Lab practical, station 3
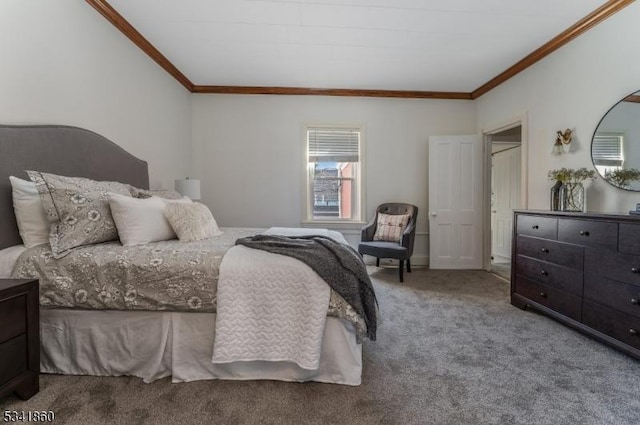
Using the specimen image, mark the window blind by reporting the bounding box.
[308,127,360,162]
[592,133,624,167]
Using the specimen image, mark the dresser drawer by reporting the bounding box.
[557,218,617,250]
[585,248,640,286]
[583,300,640,351]
[516,235,583,269]
[515,255,583,295]
[514,277,582,321]
[584,274,640,319]
[619,223,640,256]
[516,215,557,239]
[0,294,26,344]
[0,334,27,385]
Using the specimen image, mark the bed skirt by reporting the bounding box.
[39,309,362,385]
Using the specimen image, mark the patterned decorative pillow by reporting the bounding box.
[26,171,133,258]
[164,202,222,242]
[373,213,411,243]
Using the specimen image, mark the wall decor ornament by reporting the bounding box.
[551,129,573,156]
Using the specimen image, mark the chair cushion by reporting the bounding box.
[358,241,409,260]
[373,213,410,242]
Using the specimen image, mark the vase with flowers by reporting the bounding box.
[547,168,596,212]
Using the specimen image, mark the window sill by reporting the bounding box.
[301,220,367,231]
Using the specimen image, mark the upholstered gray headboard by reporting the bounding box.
[0,125,149,250]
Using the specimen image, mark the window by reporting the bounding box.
[305,125,364,222]
[592,132,624,175]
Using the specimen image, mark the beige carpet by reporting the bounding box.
[2,267,640,425]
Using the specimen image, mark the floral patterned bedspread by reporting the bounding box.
[11,227,366,335]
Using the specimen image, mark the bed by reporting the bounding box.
[0,125,373,385]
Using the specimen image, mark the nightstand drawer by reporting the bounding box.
[558,218,617,250]
[516,215,557,239]
[516,235,583,269]
[0,294,26,344]
[0,279,38,400]
[583,300,640,351]
[515,277,582,321]
[515,255,583,295]
[0,334,27,385]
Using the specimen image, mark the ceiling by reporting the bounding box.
[106,0,610,93]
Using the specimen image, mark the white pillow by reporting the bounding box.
[108,193,192,246]
[9,176,50,248]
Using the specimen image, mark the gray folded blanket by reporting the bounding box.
[235,234,378,341]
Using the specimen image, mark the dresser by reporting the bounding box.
[512,210,640,360]
[0,279,39,400]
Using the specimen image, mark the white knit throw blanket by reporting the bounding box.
[212,229,332,370]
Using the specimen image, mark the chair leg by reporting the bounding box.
[376,258,380,267]
[399,260,404,282]
[407,259,412,273]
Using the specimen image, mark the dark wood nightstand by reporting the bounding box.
[0,279,39,400]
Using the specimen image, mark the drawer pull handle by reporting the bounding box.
[630,329,638,336]
[541,248,549,253]
[532,225,539,230]
[579,230,590,236]
[632,298,639,305]
[540,270,548,276]
[540,292,547,298]
[632,268,640,274]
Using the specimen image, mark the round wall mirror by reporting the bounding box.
[592,90,640,191]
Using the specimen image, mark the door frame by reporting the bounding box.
[482,114,529,271]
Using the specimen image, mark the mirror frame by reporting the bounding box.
[591,89,640,192]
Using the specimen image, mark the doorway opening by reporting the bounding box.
[486,125,522,280]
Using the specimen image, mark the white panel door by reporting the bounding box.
[492,147,521,261]
[428,135,483,269]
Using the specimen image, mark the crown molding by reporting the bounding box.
[192,85,473,99]
[87,0,634,100]
[471,0,634,99]
[85,0,194,91]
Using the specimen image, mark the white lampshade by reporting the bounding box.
[175,178,201,200]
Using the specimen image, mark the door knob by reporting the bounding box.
[430,212,437,217]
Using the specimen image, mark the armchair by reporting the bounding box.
[358,203,418,282]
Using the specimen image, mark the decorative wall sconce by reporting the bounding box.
[551,128,573,156]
